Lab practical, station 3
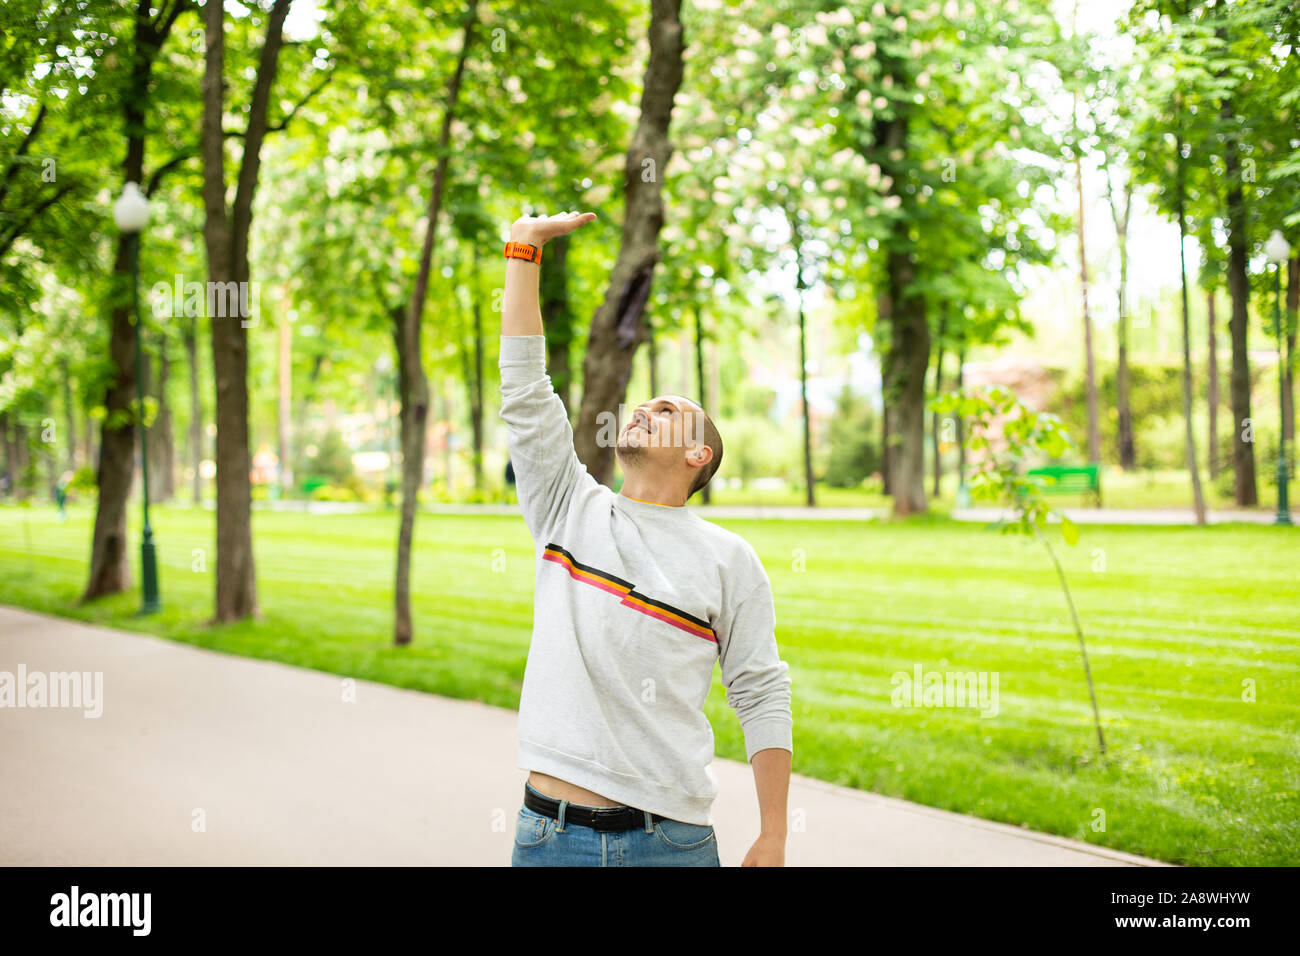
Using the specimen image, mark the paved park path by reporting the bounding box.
[0,605,1167,867]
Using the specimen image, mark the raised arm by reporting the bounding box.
[502,211,597,336]
[499,211,599,542]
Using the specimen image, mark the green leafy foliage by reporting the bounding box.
[824,383,880,487]
[930,384,1079,545]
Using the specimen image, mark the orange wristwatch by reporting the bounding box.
[504,240,541,264]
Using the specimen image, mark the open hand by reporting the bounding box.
[510,210,597,247]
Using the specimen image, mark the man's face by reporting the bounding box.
[615,395,705,470]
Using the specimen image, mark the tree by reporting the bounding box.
[825,383,879,487]
[392,0,479,645]
[272,0,630,641]
[1128,0,1297,510]
[735,0,1064,515]
[932,385,1105,756]
[574,0,686,487]
[83,0,193,602]
[1217,17,1257,507]
[1091,48,1139,469]
[1066,1,1101,466]
[201,0,301,621]
[1128,0,1209,522]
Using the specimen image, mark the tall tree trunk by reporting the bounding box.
[1076,152,1100,464]
[391,305,428,626]
[61,358,77,472]
[13,422,31,497]
[709,336,720,429]
[0,412,11,494]
[47,432,59,502]
[1174,126,1206,524]
[1106,169,1135,469]
[1220,65,1256,505]
[147,337,175,503]
[647,314,658,398]
[694,304,713,504]
[1285,255,1297,464]
[394,0,476,645]
[955,334,967,490]
[1207,290,1219,480]
[185,313,202,504]
[574,0,685,485]
[880,403,892,496]
[82,414,93,483]
[876,285,893,496]
[1072,2,1099,463]
[788,211,815,507]
[472,247,485,493]
[931,309,945,498]
[798,295,814,507]
[1116,287,1135,468]
[202,0,293,622]
[441,386,453,489]
[869,49,927,514]
[883,237,929,515]
[540,232,574,414]
[277,305,292,495]
[82,1,155,601]
[459,244,485,493]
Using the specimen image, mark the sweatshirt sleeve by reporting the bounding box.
[498,334,596,542]
[715,565,794,763]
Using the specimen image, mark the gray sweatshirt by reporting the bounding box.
[499,334,793,825]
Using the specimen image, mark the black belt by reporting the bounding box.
[524,784,669,832]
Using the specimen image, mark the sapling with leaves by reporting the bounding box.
[930,385,1106,756]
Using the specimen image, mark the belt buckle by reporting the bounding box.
[594,806,625,832]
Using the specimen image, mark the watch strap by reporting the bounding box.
[504,240,542,264]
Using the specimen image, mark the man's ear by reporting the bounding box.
[689,444,713,468]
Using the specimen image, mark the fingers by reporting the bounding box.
[558,212,597,234]
[519,210,593,221]
[512,210,597,239]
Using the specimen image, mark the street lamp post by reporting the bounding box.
[1265,230,1292,527]
[114,182,161,612]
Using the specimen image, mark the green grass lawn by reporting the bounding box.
[706,467,1278,511]
[1,501,1296,865]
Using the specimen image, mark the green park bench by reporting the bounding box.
[1022,464,1102,508]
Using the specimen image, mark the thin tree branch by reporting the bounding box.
[153,0,192,38]
[266,71,333,133]
[0,104,49,212]
[223,69,333,139]
[230,0,294,272]
[145,149,197,197]
[0,181,76,261]
[1032,522,1106,756]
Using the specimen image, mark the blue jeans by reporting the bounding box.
[511,782,720,867]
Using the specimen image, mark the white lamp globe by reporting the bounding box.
[1265,230,1291,265]
[113,182,150,233]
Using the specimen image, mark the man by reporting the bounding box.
[500,210,793,867]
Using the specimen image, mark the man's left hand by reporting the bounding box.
[741,833,786,866]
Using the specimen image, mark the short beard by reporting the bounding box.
[615,441,646,470]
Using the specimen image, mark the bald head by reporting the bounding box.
[615,394,724,501]
[682,399,723,499]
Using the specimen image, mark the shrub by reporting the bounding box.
[68,465,98,496]
[294,425,356,488]
[824,383,880,487]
